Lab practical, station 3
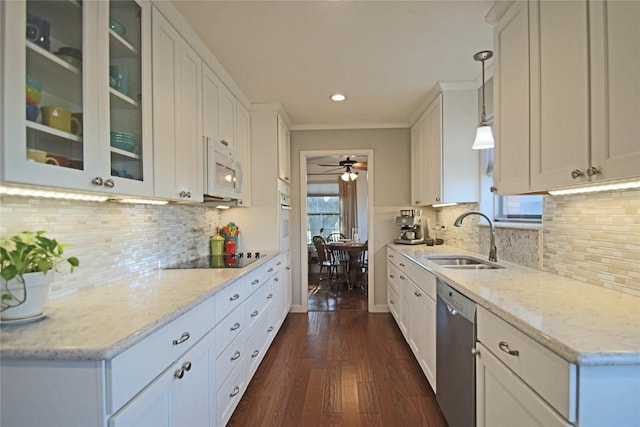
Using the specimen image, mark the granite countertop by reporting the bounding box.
[0,253,278,361]
[388,244,640,366]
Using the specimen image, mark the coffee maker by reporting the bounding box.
[393,209,429,245]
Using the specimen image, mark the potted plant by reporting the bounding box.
[1,230,79,320]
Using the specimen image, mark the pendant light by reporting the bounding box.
[472,50,494,150]
[341,166,358,181]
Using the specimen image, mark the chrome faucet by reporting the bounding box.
[453,211,498,262]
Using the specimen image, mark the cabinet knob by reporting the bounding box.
[172,332,190,345]
[586,166,600,177]
[435,196,441,202]
[389,274,395,278]
[399,275,406,280]
[104,179,115,189]
[471,348,480,357]
[490,186,497,193]
[92,177,104,186]
[390,299,395,304]
[221,140,229,147]
[179,191,191,198]
[182,361,192,371]
[571,169,584,179]
[415,201,421,205]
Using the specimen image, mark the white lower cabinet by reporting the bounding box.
[109,330,213,427]
[475,342,570,427]
[386,247,436,391]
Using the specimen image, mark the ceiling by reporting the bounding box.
[171,1,494,129]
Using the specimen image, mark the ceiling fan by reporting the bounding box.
[317,157,368,174]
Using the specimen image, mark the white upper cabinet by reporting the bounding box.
[492,0,640,194]
[588,0,640,183]
[493,0,531,195]
[411,84,478,206]
[218,85,236,150]
[277,115,290,183]
[151,7,203,202]
[1,0,153,196]
[235,102,251,206]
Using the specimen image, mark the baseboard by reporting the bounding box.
[290,304,306,313]
[369,304,390,313]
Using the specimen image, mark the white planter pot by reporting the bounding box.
[1,272,54,320]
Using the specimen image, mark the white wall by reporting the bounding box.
[290,128,412,311]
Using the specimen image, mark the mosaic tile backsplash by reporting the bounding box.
[1,188,638,298]
[0,196,220,299]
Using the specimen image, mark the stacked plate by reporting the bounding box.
[110,131,136,153]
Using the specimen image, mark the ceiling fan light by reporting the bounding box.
[472,125,494,150]
[341,171,350,181]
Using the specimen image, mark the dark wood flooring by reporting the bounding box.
[308,272,368,312]
[228,311,447,426]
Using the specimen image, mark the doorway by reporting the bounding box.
[300,150,374,312]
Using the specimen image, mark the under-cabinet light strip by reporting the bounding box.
[548,180,640,195]
[115,199,169,205]
[0,186,108,202]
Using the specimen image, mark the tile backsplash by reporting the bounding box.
[0,196,220,299]
[543,189,640,296]
[2,187,638,299]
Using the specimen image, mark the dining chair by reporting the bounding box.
[326,232,346,242]
[312,236,346,290]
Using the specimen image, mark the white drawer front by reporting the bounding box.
[245,258,278,294]
[245,305,274,380]
[477,307,577,422]
[215,304,246,359]
[215,329,246,390]
[387,285,400,323]
[215,277,247,325]
[216,360,245,426]
[403,258,436,300]
[245,278,274,338]
[387,261,401,293]
[387,247,401,267]
[108,297,215,414]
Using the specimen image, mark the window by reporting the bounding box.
[307,182,340,243]
[494,195,543,222]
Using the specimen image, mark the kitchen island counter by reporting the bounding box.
[0,253,278,361]
[388,244,640,366]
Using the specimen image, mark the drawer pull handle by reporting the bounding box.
[389,254,394,258]
[230,293,240,301]
[174,368,185,379]
[446,304,458,316]
[277,261,282,266]
[251,310,259,317]
[414,291,421,297]
[252,349,260,358]
[400,275,406,280]
[399,262,405,267]
[252,279,260,285]
[267,293,273,299]
[498,341,519,356]
[274,278,279,282]
[231,351,241,361]
[172,332,190,345]
[230,386,240,397]
[182,361,192,371]
[268,268,274,272]
[390,300,395,304]
[389,274,395,278]
[286,266,291,270]
[231,322,241,331]
[268,326,274,332]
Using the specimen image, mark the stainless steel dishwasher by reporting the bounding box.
[436,279,476,427]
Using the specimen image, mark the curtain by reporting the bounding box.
[338,177,358,238]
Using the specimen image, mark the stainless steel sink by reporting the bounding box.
[426,256,503,270]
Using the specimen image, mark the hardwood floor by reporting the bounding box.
[228,311,447,426]
[308,272,368,312]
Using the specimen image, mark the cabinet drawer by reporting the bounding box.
[387,262,401,293]
[387,247,401,267]
[244,258,278,294]
[215,303,246,358]
[107,297,215,414]
[216,361,245,426]
[477,307,577,422]
[215,329,246,390]
[245,278,274,338]
[215,277,248,325]
[400,257,436,300]
[387,285,400,323]
[245,305,273,380]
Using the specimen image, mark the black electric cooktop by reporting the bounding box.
[165,252,263,269]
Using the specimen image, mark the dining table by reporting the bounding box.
[327,240,367,290]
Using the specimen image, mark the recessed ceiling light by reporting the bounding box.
[330,93,347,102]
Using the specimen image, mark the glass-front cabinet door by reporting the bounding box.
[1,0,153,197]
[100,0,153,195]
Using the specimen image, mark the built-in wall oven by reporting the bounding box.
[279,192,291,252]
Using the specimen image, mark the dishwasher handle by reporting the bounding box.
[446,303,458,316]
